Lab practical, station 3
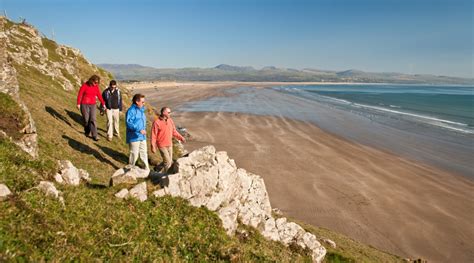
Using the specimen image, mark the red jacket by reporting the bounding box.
[77,83,105,106]
[151,117,184,150]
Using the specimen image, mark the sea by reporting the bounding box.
[179,84,474,177]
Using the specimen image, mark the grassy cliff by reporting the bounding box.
[0,17,403,262]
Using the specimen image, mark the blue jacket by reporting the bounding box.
[126,104,146,143]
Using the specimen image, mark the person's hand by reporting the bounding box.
[140,130,146,135]
[151,147,156,154]
[77,104,81,110]
[181,138,186,143]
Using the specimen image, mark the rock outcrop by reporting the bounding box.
[2,17,99,90]
[152,146,326,262]
[0,18,38,157]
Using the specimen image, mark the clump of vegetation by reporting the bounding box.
[0,93,28,140]
[0,139,55,192]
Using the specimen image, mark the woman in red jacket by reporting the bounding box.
[76,75,106,141]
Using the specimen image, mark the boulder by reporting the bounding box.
[55,160,90,186]
[38,181,60,198]
[0,184,12,200]
[129,182,147,202]
[110,165,149,186]
[115,188,129,199]
[37,181,64,205]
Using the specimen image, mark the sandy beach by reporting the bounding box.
[131,82,474,262]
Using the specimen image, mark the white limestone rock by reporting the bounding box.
[37,181,64,205]
[115,188,129,199]
[55,160,90,186]
[129,182,147,202]
[0,184,12,200]
[152,188,167,198]
[262,217,280,241]
[110,165,150,186]
[156,145,326,262]
[322,238,337,249]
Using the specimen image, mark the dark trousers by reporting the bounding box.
[81,104,97,138]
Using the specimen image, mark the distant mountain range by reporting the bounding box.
[98,63,474,85]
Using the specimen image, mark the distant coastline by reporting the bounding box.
[99,63,474,85]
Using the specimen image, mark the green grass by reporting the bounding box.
[41,38,62,63]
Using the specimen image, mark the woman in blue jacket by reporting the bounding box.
[126,94,150,171]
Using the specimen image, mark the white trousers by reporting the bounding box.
[106,109,120,138]
[129,140,149,170]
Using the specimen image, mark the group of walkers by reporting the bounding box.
[76,75,185,173]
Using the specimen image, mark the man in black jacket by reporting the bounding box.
[102,80,123,141]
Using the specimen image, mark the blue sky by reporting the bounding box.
[2,0,473,77]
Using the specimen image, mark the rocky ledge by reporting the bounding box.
[152,146,326,262]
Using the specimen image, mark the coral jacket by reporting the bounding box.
[151,117,184,150]
[77,83,105,106]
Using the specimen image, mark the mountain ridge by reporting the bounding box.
[98,63,474,84]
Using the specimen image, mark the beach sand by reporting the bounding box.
[132,82,474,262]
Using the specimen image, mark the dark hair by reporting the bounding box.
[160,107,169,115]
[86,75,100,86]
[109,80,117,86]
[132,94,145,104]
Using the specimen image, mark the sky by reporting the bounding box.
[2,0,473,78]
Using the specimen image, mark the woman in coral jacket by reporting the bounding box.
[76,75,106,141]
[151,106,186,173]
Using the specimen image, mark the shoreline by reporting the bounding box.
[124,80,398,90]
[136,82,474,262]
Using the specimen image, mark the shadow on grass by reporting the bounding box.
[65,109,83,126]
[85,182,108,189]
[62,135,119,169]
[95,144,128,164]
[45,106,73,127]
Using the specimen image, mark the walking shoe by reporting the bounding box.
[93,137,99,142]
[107,137,112,141]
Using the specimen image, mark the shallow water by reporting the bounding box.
[179,86,474,178]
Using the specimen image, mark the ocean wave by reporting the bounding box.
[286,90,473,134]
[351,104,473,134]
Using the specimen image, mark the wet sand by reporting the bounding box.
[136,82,474,262]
